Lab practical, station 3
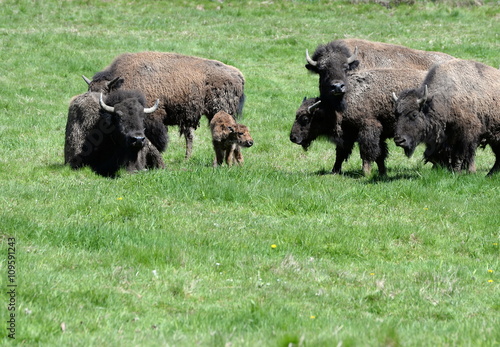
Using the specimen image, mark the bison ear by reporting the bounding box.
[347,60,360,71]
[417,85,428,110]
[107,77,124,92]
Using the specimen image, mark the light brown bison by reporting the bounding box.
[84,51,245,159]
[393,59,500,176]
[210,111,253,167]
[64,90,166,177]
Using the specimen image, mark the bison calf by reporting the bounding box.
[64,90,166,177]
[393,59,500,176]
[210,111,253,167]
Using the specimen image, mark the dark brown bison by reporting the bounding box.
[393,59,500,176]
[305,38,455,103]
[210,111,254,167]
[84,51,245,159]
[290,68,428,175]
[64,90,166,177]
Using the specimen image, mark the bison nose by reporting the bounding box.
[247,140,254,147]
[290,133,300,144]
[131,136,146,148]
[331,83,346,95]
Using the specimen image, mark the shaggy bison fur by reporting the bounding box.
[64,89,167,177]
[393,59,500,176]
[305,38,455,103]
[84,51,245,159]
[290,68,428,175]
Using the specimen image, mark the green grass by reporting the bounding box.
[0,0,499,345]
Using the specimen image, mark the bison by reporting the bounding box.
[305,38,455,104]
[290,68,428,176]
[210,111,254,167]
[84,51,245,159]
[64,89,167,177]
[393,59,500,176]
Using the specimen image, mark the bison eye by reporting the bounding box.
[298,116,309,126]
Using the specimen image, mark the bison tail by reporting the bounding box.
[235,93,246,120]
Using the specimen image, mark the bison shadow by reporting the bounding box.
[313,168,421,182]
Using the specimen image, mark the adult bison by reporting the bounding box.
[64,89,167,177]
[305,38,455,103]
[83,51,245,159]
[393,59,500,176]
[290,68,428,176]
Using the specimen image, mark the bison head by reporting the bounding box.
[83,74,124,94]
[290,97,326,150]
[305,43,359,101]
[99,92,159,150]
[235,124,254,148]
[393,85,430,157]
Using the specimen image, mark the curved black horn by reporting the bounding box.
[144,99,160,114]
[99,93,115,113]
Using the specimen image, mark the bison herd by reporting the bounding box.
[64,38,500,177]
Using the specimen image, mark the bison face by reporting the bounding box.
[305,45,359,101]
[235,124,254,148]
[290,98,324,150]
[393,86,429,157]
[99,93,159,150]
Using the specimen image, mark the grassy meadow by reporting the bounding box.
[0,0,499,345]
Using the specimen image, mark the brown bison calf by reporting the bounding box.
[210,111,253,167]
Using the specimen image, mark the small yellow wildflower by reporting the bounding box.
[488,280,494,283]
[271,244,277,249]
[370,273,375,276]
[423,207,429,210]
[117,197,123,200]
[493,243,498,246]
[310,315,316,319]
[488,269,493,273]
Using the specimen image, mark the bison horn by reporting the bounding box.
[346,46,358,64]
[99,93,115,113]
[306,49,317,67]
[144,99,160,114]
[82,75,92,86]
[307,99,322,112]
[392,92,398,102]
[417,85,428,108]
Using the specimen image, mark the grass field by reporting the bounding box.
[0,0,499,345]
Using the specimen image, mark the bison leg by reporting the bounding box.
[213,142,225,167]
[232,145,244,165]
[144,140,165,170]
[487,144,500,176]
[184,127,195,159]
[374,140,389,176]
[332,139,355,174]
[358,123,382,176]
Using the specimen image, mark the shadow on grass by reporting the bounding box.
[313,167,422,182]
